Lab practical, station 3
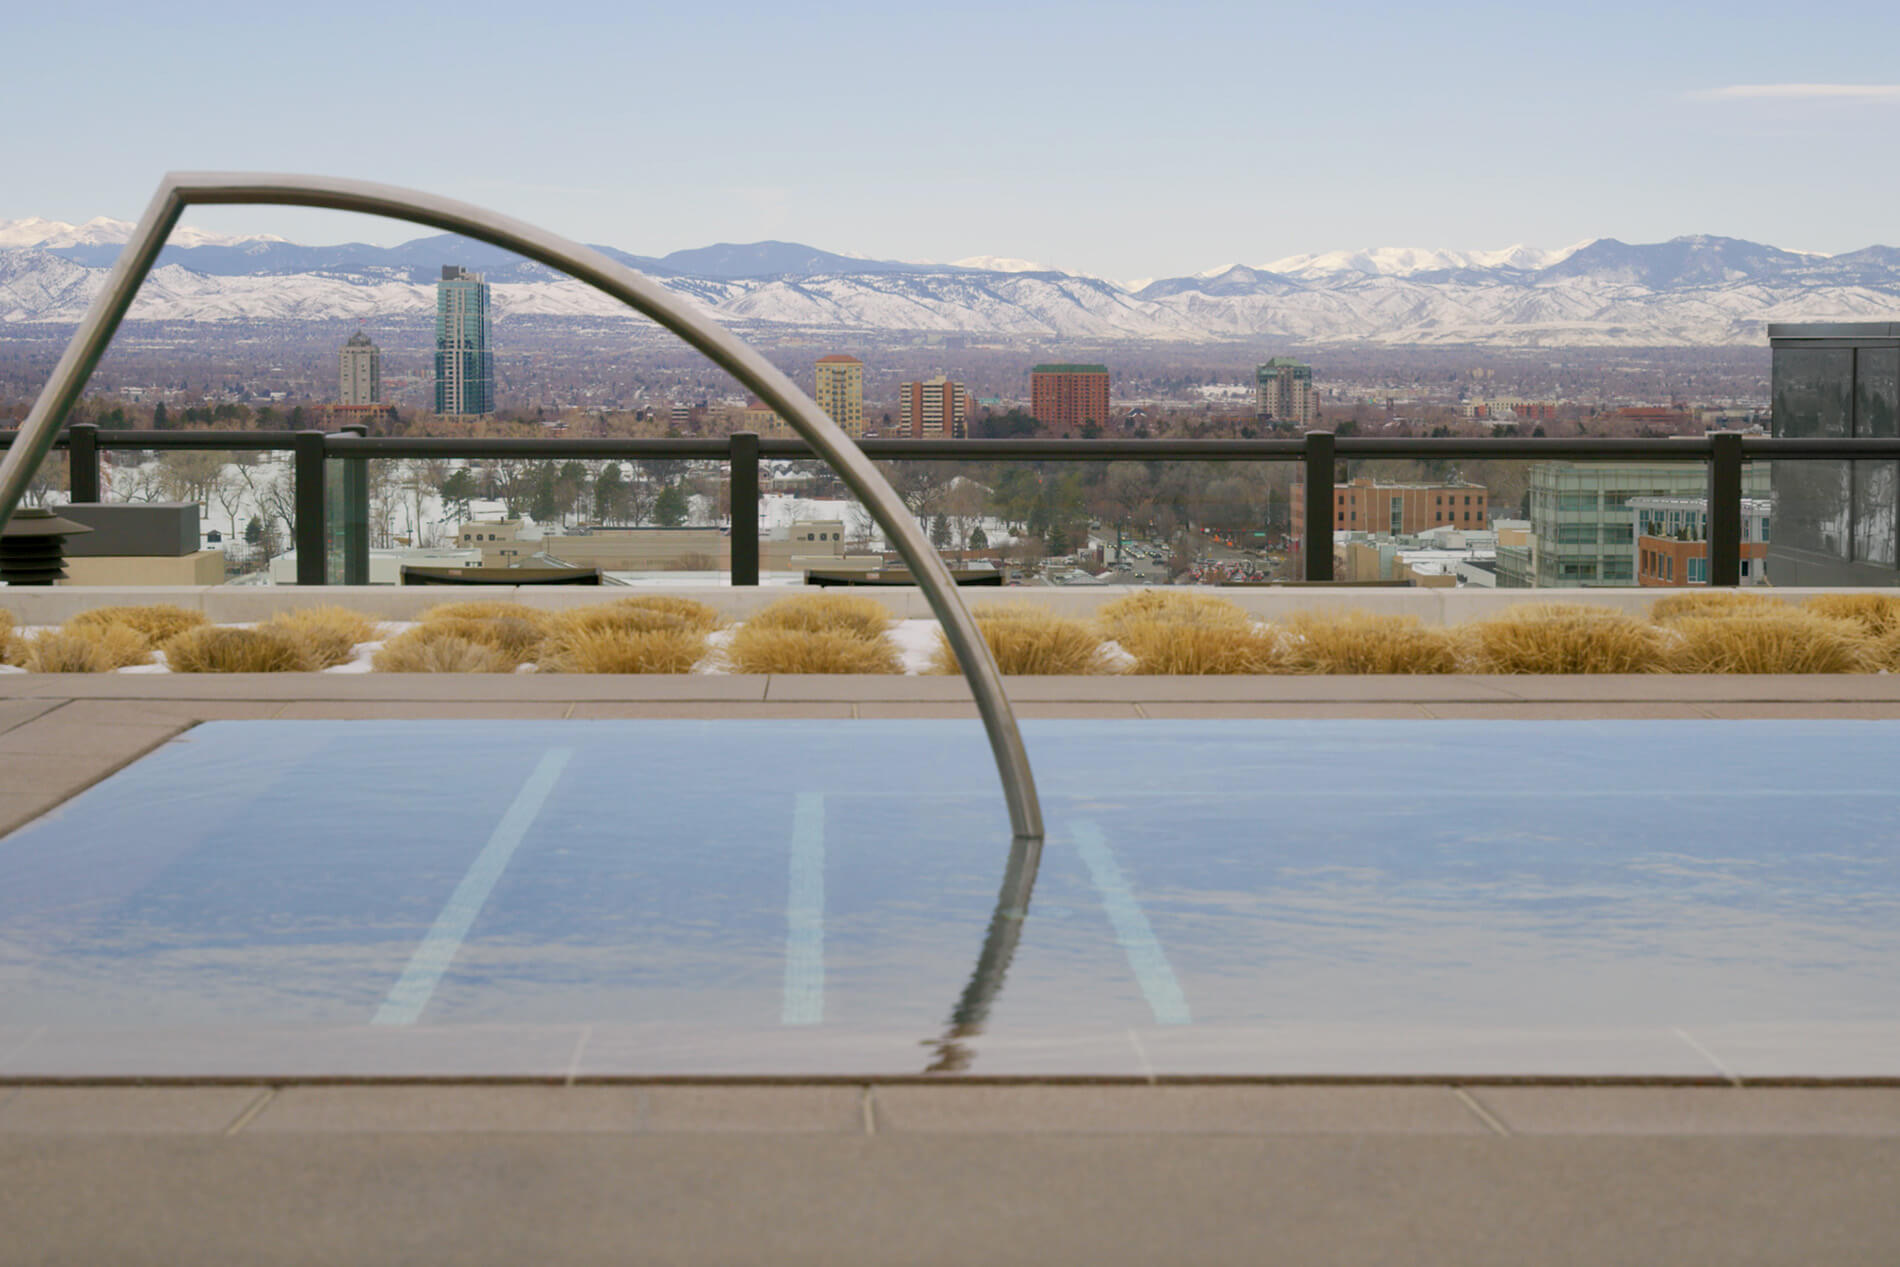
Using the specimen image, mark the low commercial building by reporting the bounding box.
[1504,461,1771,588]
[1293,477,1488,545]
[454,519,860,573]
[1633,496,1772,586]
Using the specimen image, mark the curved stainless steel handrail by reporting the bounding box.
[0,172,1043,840]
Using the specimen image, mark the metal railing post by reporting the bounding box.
[1708,431,1744,587]
[293,429,327,585]
[67,423,100,503]
[729,431,759,586]
[1303,431,1335,582]
[339,424,370,585]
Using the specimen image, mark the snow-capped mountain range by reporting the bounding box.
[2,216,1896,346]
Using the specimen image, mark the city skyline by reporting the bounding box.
[4,1,1896,280]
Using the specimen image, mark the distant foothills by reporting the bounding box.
[2,217,1897,347]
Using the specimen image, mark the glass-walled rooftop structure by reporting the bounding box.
[1769,322,1900,586]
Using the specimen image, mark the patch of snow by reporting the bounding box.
[890,619,942,675]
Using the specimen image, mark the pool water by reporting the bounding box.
[1,719,1896,1078]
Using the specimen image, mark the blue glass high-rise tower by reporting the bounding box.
[434,265,494,415]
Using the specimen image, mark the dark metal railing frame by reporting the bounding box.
[11,424,1900,588]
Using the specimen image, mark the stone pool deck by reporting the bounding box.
[4,670,1898,1261]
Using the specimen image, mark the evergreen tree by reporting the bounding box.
[930,513,951,549]
[969,525,988,551]
[654,482,688,528]
[152,401,169,429]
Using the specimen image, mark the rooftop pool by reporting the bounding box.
[2,719,1896,1079]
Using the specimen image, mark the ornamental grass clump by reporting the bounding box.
[1464,603,1670,674]
[67,603,207,647]
[419,601,558,632]
[1112,618,1282,675]
[740,593,893,640]
[606,595,722,634]
[1096,590,1273,674]
[262,606,380,669]
[1278,610,1461,675]
[1094,590,1250,644]
[928,605,1120,676]
[1667,611,1875,674]
[538,625,709,674]
[162,625,312,673]
[0,611,21,667]
[551,603,696,640]
[723,624,901,675]
[412,614,546,666]
[19,624,152,673]
[1801,592,1900,638]
[1649,590,1785,623]
[372,627,516,673]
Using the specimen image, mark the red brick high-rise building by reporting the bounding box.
[1030,364,1110,430]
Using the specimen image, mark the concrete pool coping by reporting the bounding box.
[0,1083,1896,1263]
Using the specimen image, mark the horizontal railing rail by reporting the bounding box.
[5,424,1898,587]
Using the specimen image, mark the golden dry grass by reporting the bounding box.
[1668,611,1875,674]
[1801,592,1900,638]
[372,627,517,673]
[262,606,380,669]
[19,624,152,672]
[67,604,207,646]
[605,596,722,633]
[162,626,313,673]
[1277,611,1461,675]
[538,626,709,674]
[1113,616,1282,675]
[1095,590,1250,643]
[419,601,558,631]
[1464,603,1672,674]
[0,610,19,668]
[0,609,13,638]
[1649,590,1785,623]
[723,624,901,674]
[551,604,695,640]
[928,611,1120,676]
[741,594,893,640]
[411,614,546,665]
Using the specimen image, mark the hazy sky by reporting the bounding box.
[7,0,1898,280]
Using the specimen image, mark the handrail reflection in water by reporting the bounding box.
[925,833,1044,1073]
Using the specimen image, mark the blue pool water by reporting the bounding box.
[1,719,1896,1078]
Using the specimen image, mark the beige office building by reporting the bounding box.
[814,355,864,436]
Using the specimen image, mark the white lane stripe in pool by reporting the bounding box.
[372,747,573,1026]
[782,792,826,1025]
[1072,820,1192,1026]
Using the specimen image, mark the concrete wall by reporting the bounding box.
[0,583,1875,629]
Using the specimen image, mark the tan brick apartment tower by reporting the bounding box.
[1030,364,1110,430]
[898,376,969,438]
[814,355,865,437]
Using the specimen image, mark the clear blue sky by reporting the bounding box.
[7,0,1898,280]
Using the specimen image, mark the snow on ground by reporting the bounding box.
[890,619,942,675]
[10,616,1045,676]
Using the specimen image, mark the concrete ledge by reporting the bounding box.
[1,583,1879,629]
